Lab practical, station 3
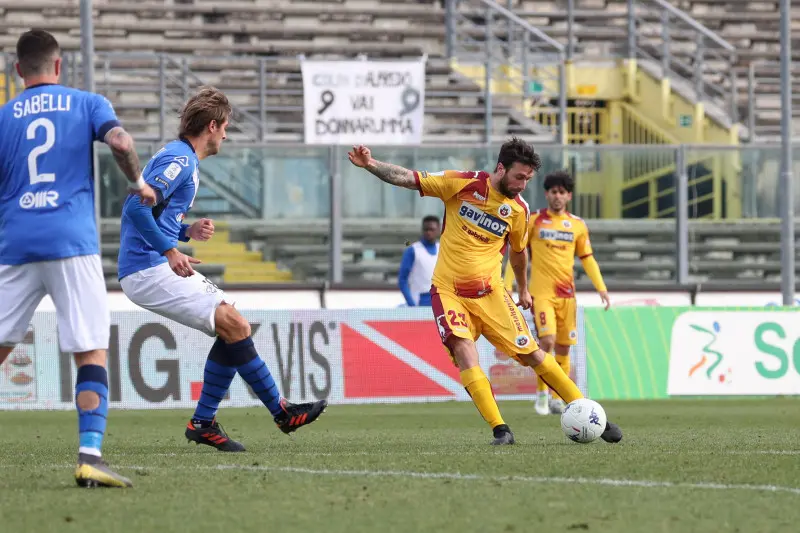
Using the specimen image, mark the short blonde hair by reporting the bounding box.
[179,86,231,137]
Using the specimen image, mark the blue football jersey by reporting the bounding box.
[0,84,120,265]
[117,139,199,279]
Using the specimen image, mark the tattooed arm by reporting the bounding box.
[348,145,417,190]
[104,126,141,184]
[104,126,157,205]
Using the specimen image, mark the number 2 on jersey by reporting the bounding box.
[27,117,56,184]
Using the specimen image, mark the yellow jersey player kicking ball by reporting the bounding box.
[348,139,622,445]
[527,171,611,416]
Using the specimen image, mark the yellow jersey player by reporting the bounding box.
[527,171,610,415]
[348,138,622,445]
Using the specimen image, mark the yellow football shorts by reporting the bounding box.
[532,294,578,346]
[431,285,538,365]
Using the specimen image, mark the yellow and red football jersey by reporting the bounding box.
[527,208,593,298]
[414,170,529,298]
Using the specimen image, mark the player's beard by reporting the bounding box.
[497,173,517,198]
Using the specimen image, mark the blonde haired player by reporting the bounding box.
[513,170,611,415]
[349,139,622,445]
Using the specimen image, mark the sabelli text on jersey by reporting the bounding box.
[12,94,71,118]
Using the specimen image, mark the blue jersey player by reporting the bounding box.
[118,87,327,452]
[0,30,157,488]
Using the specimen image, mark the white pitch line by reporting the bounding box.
[205,465,800,496]
[8,462,799,496]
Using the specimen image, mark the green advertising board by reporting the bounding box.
[584,307,800,399]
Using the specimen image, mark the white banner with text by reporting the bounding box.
[301,59,426,145]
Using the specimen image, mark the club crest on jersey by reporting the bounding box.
[515,334,530,348]
[173,155,190,167]
[498,204,512,218]
[538,228,575,242]
[458,201,508,237]
[163,162,182,181]
[562,220,572,229]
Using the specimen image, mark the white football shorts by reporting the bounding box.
[0,254,110,353]
[120,262,226,337]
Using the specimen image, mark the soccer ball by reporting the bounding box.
[560,398,607,443]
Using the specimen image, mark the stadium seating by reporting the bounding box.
[0,0,549,143]
[2,0,795,139]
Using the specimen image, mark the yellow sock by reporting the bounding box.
[460,366,505,429]
[556,354,571,380]
[552,354,571,401]
[536,374,549,394]
[533,354,583,404]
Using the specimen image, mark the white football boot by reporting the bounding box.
[534,391,550,415]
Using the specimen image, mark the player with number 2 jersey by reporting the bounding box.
[0,30,155,489]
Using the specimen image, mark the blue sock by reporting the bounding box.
[192,337,237,424]
[228,338,283,417]
[75,365,108,457]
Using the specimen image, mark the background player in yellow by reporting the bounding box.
[522,171,611,415]
[348,139,622,445]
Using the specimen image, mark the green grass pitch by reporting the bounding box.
[1,399,799,533]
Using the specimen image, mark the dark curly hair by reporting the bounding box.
[543,170,575,193]
[496,137,542,173]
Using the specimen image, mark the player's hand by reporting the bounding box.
[347,145,372,168]
[188,218,215,241]
[516,291,533,310]
[599,291,611,310]
[132,183,158,206]
[165,248,202,278]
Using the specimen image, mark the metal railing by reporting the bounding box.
[630,0,738,123]
[61,52,265,142]
[743,61,800,142]
[504,0,739,125]
[445,0,567,142]
[91,141,800,286]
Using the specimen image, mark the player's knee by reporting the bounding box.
[538,336,555,353]
[215,304,250,342]
[555,344,571,357]
[517,349,546,368]
[76,390,100,411]
[447,337,478,369]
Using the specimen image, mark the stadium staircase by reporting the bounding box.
[450,0,740,143]
[189,224,293,284]
[447,0,742,219]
